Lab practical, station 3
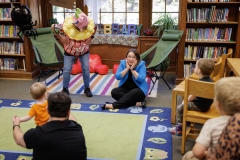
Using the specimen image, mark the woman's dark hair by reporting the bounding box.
[126,48,141,65]
[47,92,72,117]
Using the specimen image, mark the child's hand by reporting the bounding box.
[12,116,20,125]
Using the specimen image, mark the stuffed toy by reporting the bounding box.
[53,8,96,56]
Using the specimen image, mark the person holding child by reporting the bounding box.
[101,48,148,109]
[19,82,49,126]
[206,111,240,160]
[169,58,215,135]
[12,92,87,160]
[182,77,240,160]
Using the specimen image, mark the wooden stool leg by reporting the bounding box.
[171,91,177,123]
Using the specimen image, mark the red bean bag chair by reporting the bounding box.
[71,59,81,75]
[95,64,109,75]
[113,64,119,74]
[71,54,102,75]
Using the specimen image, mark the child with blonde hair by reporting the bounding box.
[19,82,49,126]
[182,77,240,160]
[169,58,215,135]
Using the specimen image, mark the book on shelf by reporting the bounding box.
[0,41,23,54]
[192,46,197,59]
[185,45,227,60]
[184,63,196,78]
[0,58,17,70]
[187,7,229,22]
[0,58,3,70]
[186,27,232,42]
[0,25,17,37]
[9,58,16,70]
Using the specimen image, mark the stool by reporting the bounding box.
[95,64,109,75]
[113,64,119,74]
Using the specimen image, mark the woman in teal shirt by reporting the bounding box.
[102,49,148,109]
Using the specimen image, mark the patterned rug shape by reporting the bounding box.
[44,72,158,97]
[0,99,172,160]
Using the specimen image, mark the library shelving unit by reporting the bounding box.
[0,0,37,79]
[176,0,240,84]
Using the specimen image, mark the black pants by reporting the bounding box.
[111,87,145,108]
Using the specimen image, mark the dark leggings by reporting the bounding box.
[111,87,145,108]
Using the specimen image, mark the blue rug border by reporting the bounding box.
[0,98,172,160]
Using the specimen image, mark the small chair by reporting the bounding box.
[219,48,232,78]
[210,57,222,82]
[181,78,220,154]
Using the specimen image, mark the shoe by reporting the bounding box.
[101,102,111,110]
[62,88,69,95]
[101,104,106,110]
[84,88,92,97]
[141,100,146,108]
[169,124,182,136]
[175,124,183,136]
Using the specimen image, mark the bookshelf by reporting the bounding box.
[176,0,240,84]
[0,0,37,79]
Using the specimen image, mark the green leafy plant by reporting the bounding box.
[152,13,178,37]
[49,18,59,26]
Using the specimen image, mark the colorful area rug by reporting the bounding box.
[0,99,172,160]
[44,72,158,97]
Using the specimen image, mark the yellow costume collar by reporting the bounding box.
[63,16,95,41]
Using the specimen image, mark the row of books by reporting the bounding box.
[0,41,24,54]
[188,0,230,2]
[0,8,11,20]
[0,58,18,70]
[187,7,229,22]
[184,63,196,78]
[184,45,227,60]
[0,25,18,37]
[186,27,232,42]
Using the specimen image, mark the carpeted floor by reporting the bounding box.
[45,72,158,97]
[0,98,172,160]
[0,72,196,160]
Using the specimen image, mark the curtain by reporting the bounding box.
[84,0,108,23]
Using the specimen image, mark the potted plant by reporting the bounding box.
[152,13,178,37]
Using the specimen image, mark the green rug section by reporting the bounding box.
[0,108,34,153]
[0,107,146,160]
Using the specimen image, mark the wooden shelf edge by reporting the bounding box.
[187,2,240,4]
[0,2,20,4]
[0,37,21,39]
[185,41,236,44]
[0,54,25,56]
[184,59,197,62]
[0,70,38,79]
[186,21,238,24]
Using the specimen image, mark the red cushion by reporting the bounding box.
[89,54,102,72]
[70,54,102,74]
[71,59,81,75]
[95,65,109,75]
[113,64,119,74]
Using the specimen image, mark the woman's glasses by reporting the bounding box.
[127,56,136,59]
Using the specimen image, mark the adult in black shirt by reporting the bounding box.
[12,92,87,160]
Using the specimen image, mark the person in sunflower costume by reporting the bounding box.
[53,8,96,97]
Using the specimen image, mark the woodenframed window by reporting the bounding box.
[152,0,179,24]
[52,6,75,24]
[98,0,139,24]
